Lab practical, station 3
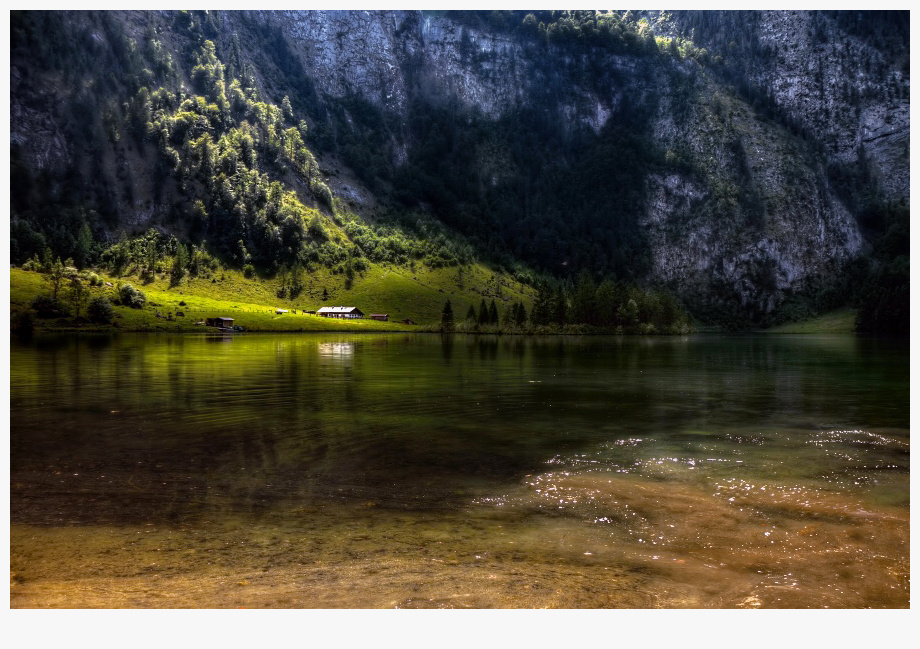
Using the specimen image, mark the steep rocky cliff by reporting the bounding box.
[253,9,900,319]
[667,10,909,198]
[9,10,909,325]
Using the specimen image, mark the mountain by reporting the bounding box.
[8,10,909,331]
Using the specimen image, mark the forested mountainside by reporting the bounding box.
[9,10,909,331]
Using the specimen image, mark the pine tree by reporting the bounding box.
[488,299,498,324]
[478,299,489,325]
[465,305,477,322]
[529,280,552,326]
[514,301,527,326]
[75,222,94,269]
[553,286,567,325]
[441,299,454,330]
[290,262,304,297]
[595,279,617,327]
[571,269,596,325]
[171,242,189,286]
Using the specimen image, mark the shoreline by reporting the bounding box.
[12,328,881,338]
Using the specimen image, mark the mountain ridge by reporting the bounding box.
[9,10,909,331]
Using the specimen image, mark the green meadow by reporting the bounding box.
[11,260,533,333]
[759,308,857,334]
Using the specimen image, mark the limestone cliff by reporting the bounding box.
[255,10,898,317]
[9,10,908,323]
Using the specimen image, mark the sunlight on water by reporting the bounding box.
[10,333,909,608]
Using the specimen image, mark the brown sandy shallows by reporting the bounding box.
[513,470,909,608]
[10,471,908,608]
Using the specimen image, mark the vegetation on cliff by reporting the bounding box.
[9,10,908,334]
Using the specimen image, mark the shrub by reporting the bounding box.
[13,311,35,334]
[307,215,329,243]
[31,294,69,318]
[313,182,335,212]
[87,297,115,324]
[243,263,255,278]
[118,283,146,308]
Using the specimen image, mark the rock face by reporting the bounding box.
[641,65,868,316]
[751,10,909,200]
[258,10,900,315]
[268,11,531,119]
[10,10,907,318]
[666,10,910,201]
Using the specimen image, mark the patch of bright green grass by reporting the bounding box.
[761,308,856,334]
[11,260,534,333]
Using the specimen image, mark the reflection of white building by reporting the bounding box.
[317,306,364,319]
[318,342,355,358]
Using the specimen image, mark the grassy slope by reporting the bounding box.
[11,259,533,333]
[759,308,856,334]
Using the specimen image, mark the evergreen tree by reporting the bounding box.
[656,291,681,331]
[478,299,489,325]
[610,280,629,327]
[140,235,158,282]
[515,301,527,326]
[595,279,617,327]
[530,280,552,326]
[75,222,94,269]
[488,299,498,324]
[571,269,597,325]
[553,286,567,325]
[290,261,304,297]
[465,304,477,322]
[441,299,454,330]
[171,242,189,286]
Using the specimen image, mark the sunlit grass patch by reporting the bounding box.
[11,261,534,333]
[760,308,856,334]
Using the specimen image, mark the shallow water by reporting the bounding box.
[9,333,909,608]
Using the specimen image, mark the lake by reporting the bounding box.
[9,333,909,608]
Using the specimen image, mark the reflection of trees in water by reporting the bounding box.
[440,334,453,362]
[10,334,909,528]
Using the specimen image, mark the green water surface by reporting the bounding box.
[9,333,909,608]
